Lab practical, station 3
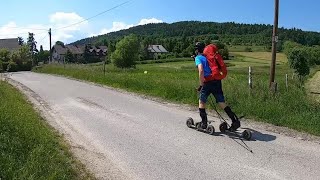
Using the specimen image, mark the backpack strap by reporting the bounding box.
[214,53,222,70]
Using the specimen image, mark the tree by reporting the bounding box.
[283,41,302,55]
[18,37,24,45]
[18,45,33,62]
[83,44,91,64]
[213,41,229,60]
[111,34,139,68]
[0,49,11,62]
[27,32,37,55]
[0,60,3,72]
[37,45,44,63]
[17,45,33,70]
[11,51,22,66]
[55,41,65,47]
[139,42,149,60]
[27,32,38,66]
[65,50,75,63]
[287,47,310,84]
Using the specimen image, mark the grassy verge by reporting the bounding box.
[228,45,266,52]
[33,54,320,136]
[0,81,93,179]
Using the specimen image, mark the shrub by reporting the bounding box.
[111,34,139,68]
[0,60,3,72]
[19,61,33,71]
[287,48,310,83]
[244,47,253,52]
[7,61,18,72]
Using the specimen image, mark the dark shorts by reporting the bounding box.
[199,80,225,103]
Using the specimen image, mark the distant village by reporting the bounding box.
[0,38,169,63]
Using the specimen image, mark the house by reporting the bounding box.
[51,44,108,63]
[0,38,21,52]
[52,45,68,63]
[147,45,168,59]
[65,45,84,60]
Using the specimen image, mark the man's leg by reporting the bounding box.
[218,102,240,131]
[199,87,209,129]
[212,80,240,131]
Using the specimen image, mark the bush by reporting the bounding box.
[7,61,18,72]
[111,34,139,68]
[244,47,253,52]
[105,56,111,64]
[19,61,33,71]
[287,48,310,83]
[306,47,320,66]
[2,62,9,71]
[0,60,3,72]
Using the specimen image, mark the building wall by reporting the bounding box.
[52,50,65,63]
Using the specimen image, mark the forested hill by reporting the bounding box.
[71,21,320,53]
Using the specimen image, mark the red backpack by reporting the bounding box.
[203,44,227,81]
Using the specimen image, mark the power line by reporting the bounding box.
[37,33,48,45]
[54,0,132,31]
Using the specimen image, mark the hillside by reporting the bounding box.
[71,21,320,56]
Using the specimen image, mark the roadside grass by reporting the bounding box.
[0,81,93,179]
[306,69,320,103]
[232,52,288,63]
[228,45,266,52]
[34,54,320,136]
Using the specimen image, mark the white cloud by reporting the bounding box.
[138,18,163,25]
[50,12,88,31]
[90,22,134,37]
[0,12,88,50]
[0,16,163,50]
[90,18,163,37]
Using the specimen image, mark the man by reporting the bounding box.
[193,42,240,131]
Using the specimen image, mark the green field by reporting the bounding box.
[228,45,267,52]
[34,53,320,136]
[0,81,93,179]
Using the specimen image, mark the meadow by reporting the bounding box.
[0,81,93,179]
[34,52,320,136]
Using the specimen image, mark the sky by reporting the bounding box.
[0,0,319,50]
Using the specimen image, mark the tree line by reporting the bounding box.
[71,21,320,59]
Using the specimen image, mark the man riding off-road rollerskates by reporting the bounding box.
[193,42,241,131]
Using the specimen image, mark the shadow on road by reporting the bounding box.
[244,128,277,142]
[215,128,277,142]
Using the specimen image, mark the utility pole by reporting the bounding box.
[49,28,52,64]
[269,0,279,90]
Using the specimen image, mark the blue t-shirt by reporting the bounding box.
[195,54,212,77]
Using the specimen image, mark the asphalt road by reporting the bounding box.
[7,72,320,180]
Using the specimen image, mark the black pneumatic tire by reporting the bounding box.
[206,125,215,135]
[219,122,228,133]
[186,118,194,128]
[242,130,252,140]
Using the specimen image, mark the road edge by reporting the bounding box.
[5,75,132,180]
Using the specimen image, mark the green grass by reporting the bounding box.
[228,45,267,52]
[34,55,320,136]
[232,52,288,63]
[0,81,93,179]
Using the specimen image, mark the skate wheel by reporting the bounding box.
[186,117,194,128]
[219,122,228,133]
[195,122,201,131]
[242,130,252,140]
[206,125,215,135]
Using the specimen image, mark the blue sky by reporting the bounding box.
[1,0,319,50]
